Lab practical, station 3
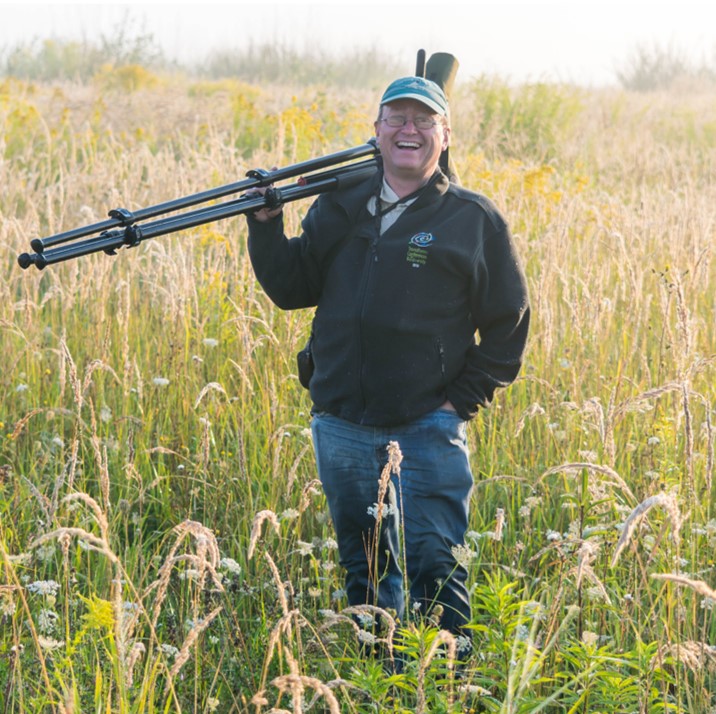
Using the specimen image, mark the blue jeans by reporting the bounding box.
[311,408,474,637]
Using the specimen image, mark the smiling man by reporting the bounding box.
[246,75,530,663]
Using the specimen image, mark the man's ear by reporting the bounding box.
[441,124,451,151]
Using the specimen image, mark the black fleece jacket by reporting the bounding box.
[247,170,530,426]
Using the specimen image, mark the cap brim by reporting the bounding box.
[381,92,446,116]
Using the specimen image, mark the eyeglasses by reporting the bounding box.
[380,115,440,130]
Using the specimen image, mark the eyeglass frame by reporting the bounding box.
[379,114,443,130]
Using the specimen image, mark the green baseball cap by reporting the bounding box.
[380,76,448,116]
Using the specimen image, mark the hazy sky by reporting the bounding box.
[1,1,714,86]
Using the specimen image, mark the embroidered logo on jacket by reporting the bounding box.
[406,232,434,268]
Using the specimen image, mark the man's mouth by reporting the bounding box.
[396,141,421,150]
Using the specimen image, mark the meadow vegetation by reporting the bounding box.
[0,44,715,713]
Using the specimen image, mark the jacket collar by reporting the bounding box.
[333,167,449,216]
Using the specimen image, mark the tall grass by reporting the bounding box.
[0,66,715,712]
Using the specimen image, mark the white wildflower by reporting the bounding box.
[578,450,598,462]
[367,503,397,519]
[647,436,660,446]
[219,558,242,575]
[206,697,220,712]
[582,630,599,647]
[296,540,314,556]
[38,609,59,634]
[38,636,64,651]
[524,601,542,616]
[26,580,61,597]
[100,406,112,423]
[546,529,562,542]
[15,384,29,393]
[0,593,17,617]
[356,629,377,645]
[515,624,530,641]
[160,643,180,659]
[356,612,375,628]
[584,586,606,601]
[456,635,472,653]
[202,338,219,348]
[153,377,170,387]
[451,544,477,569]
[280,508,299,521]
[179,569,200,581]
[322,537,338,550]
[457,684,491,696]
[34,543,56,563]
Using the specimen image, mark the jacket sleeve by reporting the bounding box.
[246,207,324,310]
[446,219,530,420]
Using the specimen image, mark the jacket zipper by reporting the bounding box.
[357,233,380,417]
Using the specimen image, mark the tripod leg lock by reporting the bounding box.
[264,187,284,211]
[123,224,143,248]
[246,168,272,184]
[108,207,136,225]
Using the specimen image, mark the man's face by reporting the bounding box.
[374,99,450,186]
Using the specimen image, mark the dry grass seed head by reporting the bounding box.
[61,491,110,539]
[269,674,341,714]
[285,442,312,496]
[417,629,458,714]
[263,551,291,616]
[575,539,600,590]
[342,603,397,661]
[611,492,682,567]
[540,462,637,504]
[655,640,716,674]
[30,527,118,564]
[248,509,280,559]
[651,572,716,600]
[167,605,222,681]
[125,642,146,689]
[194,381,227,409]
[146,519,222,626]
[299,479,322,513]
[373,441,402,537]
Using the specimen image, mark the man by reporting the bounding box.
[246,76,530,653]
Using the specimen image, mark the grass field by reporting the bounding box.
[1,66,715,712]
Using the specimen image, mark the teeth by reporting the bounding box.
[397,142,420,149]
